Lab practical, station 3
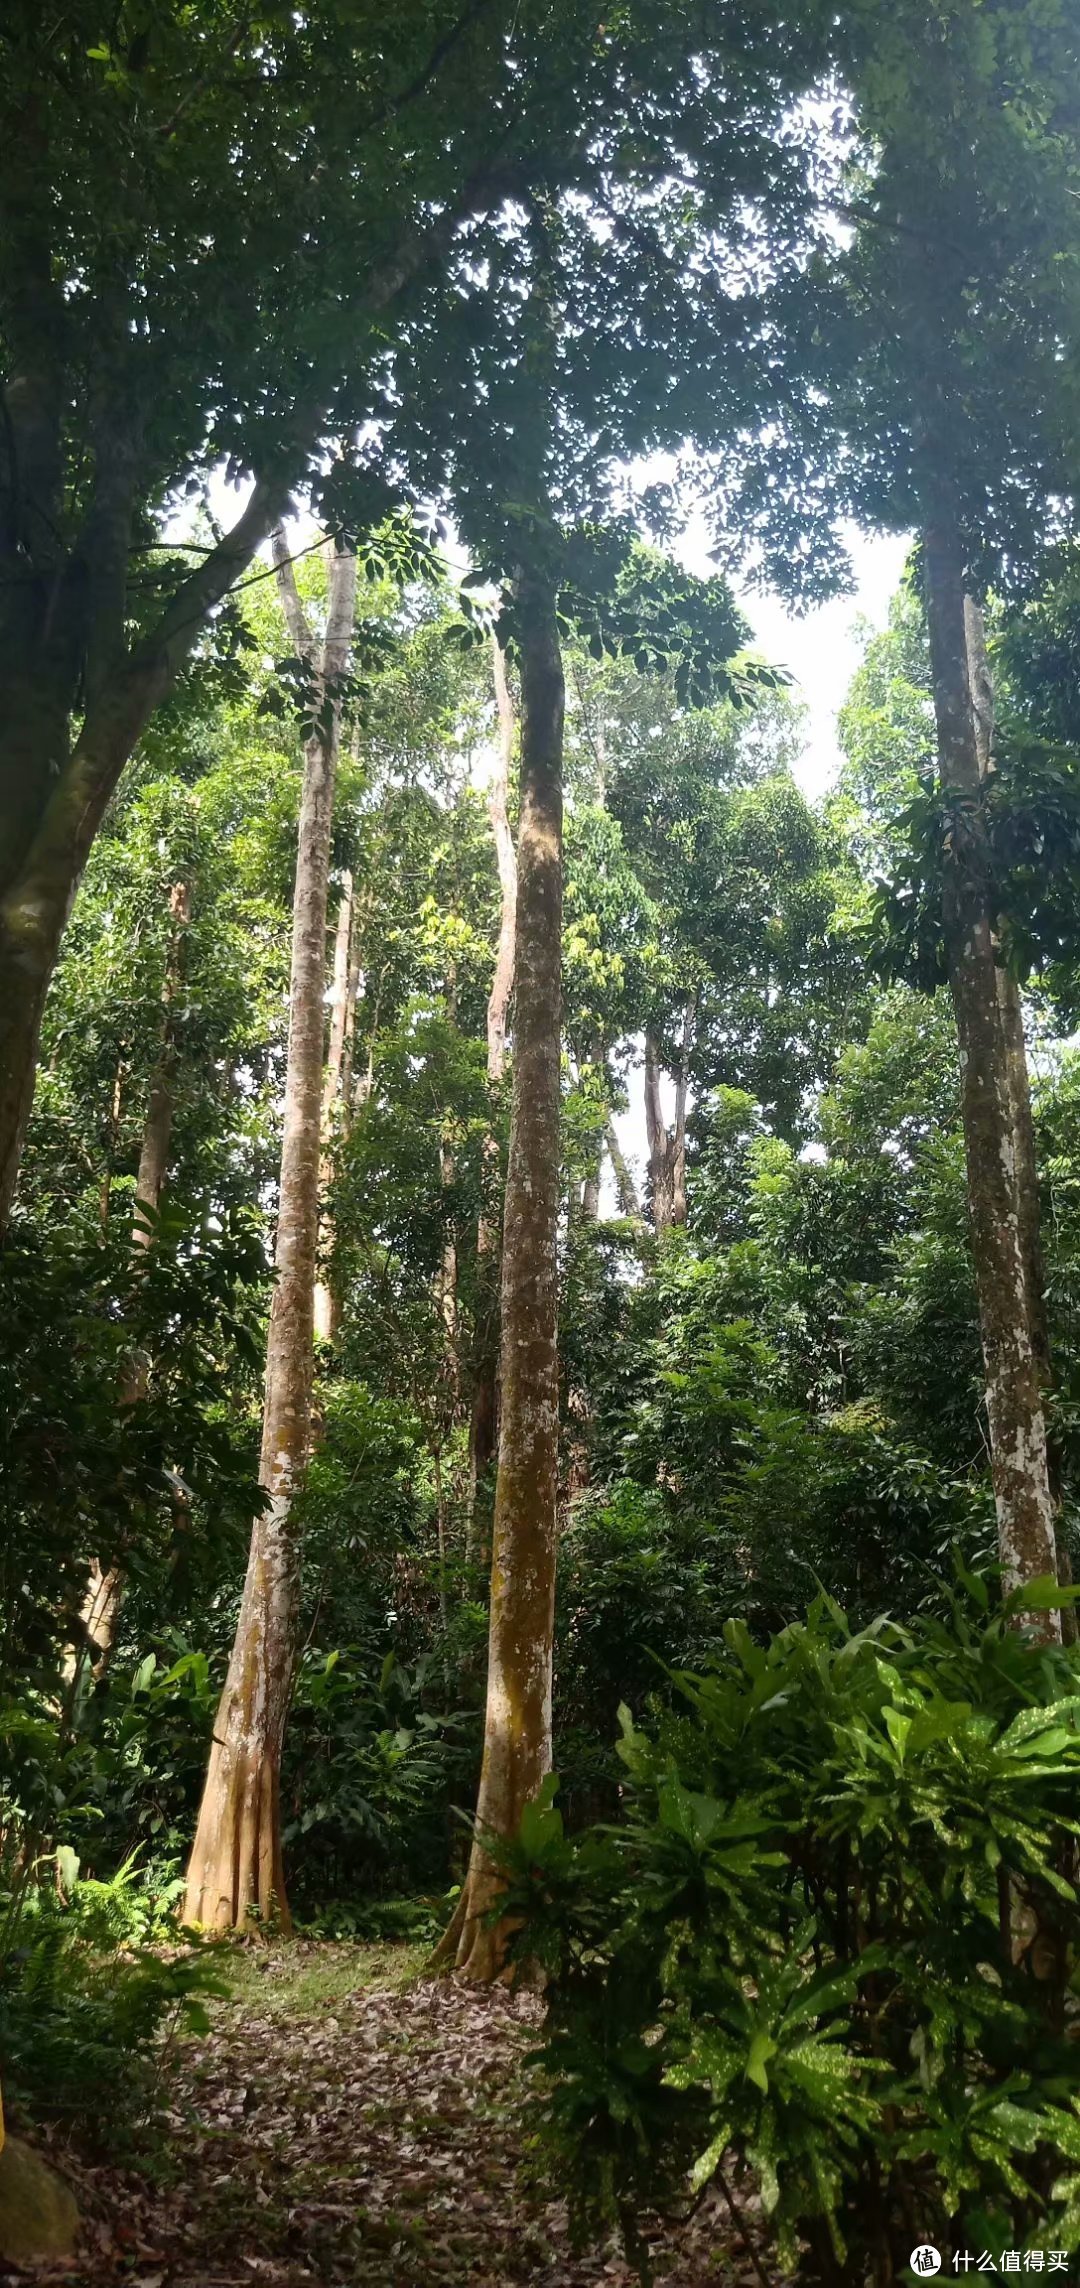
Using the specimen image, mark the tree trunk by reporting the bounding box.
[314,873,355,1345]
[338,906,364,1117]
[922,500,1060,1631]
[99,1057,125,1227]
[644,1013,692,1235]
[644,1031,675,1235]
[183,535,356,1931]
[466,636,519,1555]
[581,1163,602,1225]
[436,569,563,1981]
[606,1120,641,1219]
[964,598,1074,1633]
[486,635,518,1085]
[439,1131,461,1394]
[964,602,1051,1379]
[671,1002,694,1230]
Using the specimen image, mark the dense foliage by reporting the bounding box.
[6,0,1080,2269]
[505,1586,1080,2280]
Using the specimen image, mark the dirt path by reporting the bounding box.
[37,1944,760,2287]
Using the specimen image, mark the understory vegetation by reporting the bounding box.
[7,1,1080,2280]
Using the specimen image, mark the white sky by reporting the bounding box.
[698,523,912,801]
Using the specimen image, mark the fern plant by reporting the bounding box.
[0,1857,224,2150]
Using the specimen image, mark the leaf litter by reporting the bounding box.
[8,1942,766,2287]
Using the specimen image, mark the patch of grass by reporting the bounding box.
[219,1938,426,2021]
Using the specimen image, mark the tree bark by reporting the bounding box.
[183,535,356,1931]
[437,569,563,1981]
[964,602,1052,1380]
[314,872,355,1345]
[671,1003,694,1230]
[644,1011,692,1236]
[922,501,1060,1631]
[605,1120,641,1219]
[644,1030,675,1235]
[466,637,519,1556]
[439,1131,461,1389]
[486,635,518,1086]
[99,1057,125,1227]
[964,598,1074,1632]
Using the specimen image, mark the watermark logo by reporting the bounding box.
[911,2252,942,2277]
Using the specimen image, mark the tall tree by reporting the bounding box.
[467,638,518,1539]
[184,534,356,1930]
[697,0,1080,1618]
[920,504,1058,1607]
[378,0,854,1969]
[1,0,723,1230]
[441,562,565,1978]
[314,871,357,1344]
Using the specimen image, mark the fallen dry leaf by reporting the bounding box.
[12,1943,771,2288]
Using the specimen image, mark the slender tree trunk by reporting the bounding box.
[606,1119,640,1219]
[314,873,355,1345]
[964,602,1052,1381]
[577,1031,603,1226]
[184,535,357,1931]
[466,637,519,1555]
[439,1131,461,1394]
[964,598,1074,1633]
[99,1057,125,1227]
[486,635,518,1084]
[338,909,363,1118]
[436,570,563,1981]
[671,1002,694,1230]
[433,1442,451,1645]
[644,1031,675,1235]
[922,500,1059,1630]
[644,1013,692,1235]
[76,1560,124,1678]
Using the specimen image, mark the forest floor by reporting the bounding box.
[25,1940,766,2288]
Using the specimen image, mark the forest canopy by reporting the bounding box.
[5,1,1080,2281]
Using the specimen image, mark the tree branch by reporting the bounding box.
[131,463,308,678]
[272,521,317,660]
[321,538,358,665]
